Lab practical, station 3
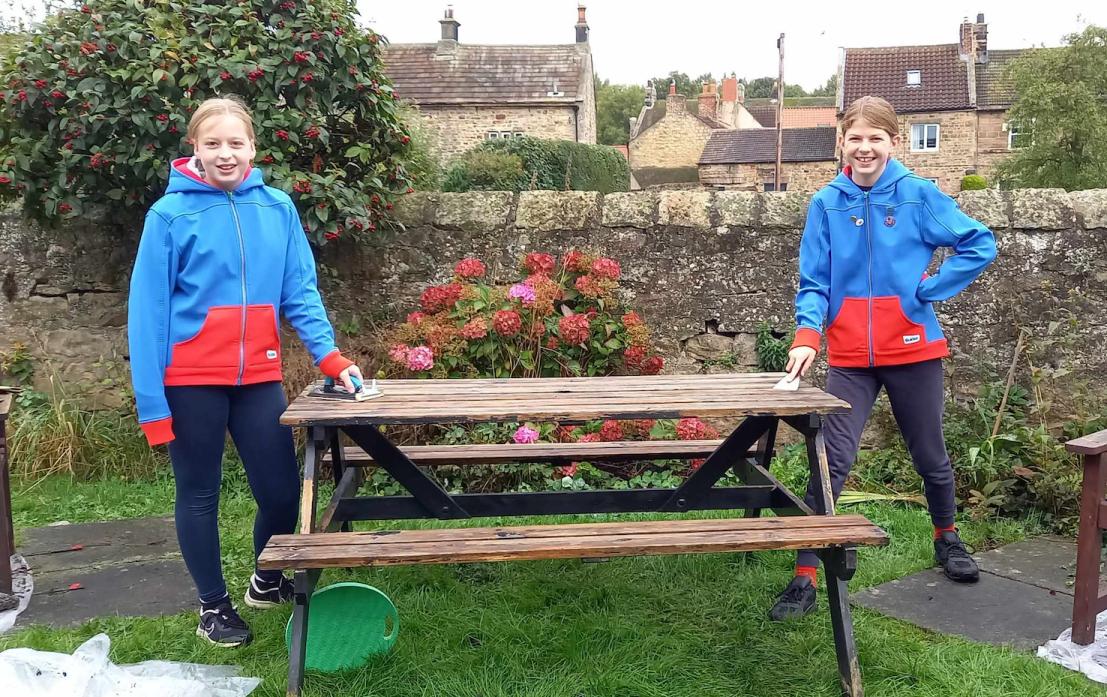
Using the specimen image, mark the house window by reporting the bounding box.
[763,181,788,192]
[910,123,940,151]
[1006,123,1028,149]
[906,70,921,86]
[487,130,524,140]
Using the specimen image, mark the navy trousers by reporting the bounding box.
[165,382,300,603]
[796,358,956,568]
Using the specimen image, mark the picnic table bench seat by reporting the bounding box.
[260,515,888,570]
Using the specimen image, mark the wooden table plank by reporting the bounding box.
[323,439,737,464]
[281,374,849,426]
[264,515,881,547]
[259,516,888,568]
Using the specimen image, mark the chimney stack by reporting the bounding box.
[973,13,988,62]
[440,5,460,43]
[699,80,718,121]
[575,3,589,43]
[720,74,740,104]
[667,81,686,114]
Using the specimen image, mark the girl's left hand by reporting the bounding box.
[339,365,364,393]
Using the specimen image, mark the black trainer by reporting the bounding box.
[196,600,252,647]
[934,530,980,583]
[244,573,294,609]
[769,575,817,621]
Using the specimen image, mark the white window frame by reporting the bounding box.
[1006,122,1026,150]
[487,130,523,140]
[910,123,940,152]
[906,70,921,86]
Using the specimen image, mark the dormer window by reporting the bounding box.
[906,70,922,87]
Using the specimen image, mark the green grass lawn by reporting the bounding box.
[2,474,1096,697]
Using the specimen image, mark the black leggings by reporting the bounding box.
[165,382,300,604]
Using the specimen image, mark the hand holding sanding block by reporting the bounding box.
[317,375,383,401]
[773,375,800,391]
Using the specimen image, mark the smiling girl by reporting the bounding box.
[770,96,997,621]
[127,96,363,645]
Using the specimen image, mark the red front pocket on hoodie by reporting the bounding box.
[244,304,281,367]
[871,296,928,358]
[825,298,869,364]
[169,306,241,369]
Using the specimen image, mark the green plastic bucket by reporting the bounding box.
[285,582,399,672]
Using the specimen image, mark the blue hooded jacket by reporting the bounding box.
[792,159,997,367]
[127,158,352,445]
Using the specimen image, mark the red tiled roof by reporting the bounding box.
[842,44,971,113]
[381,43,589,105]
[781,106,837,128]
[699,127,838,165]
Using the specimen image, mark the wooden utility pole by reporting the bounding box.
[775,33,785,192]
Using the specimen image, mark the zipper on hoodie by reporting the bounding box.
[227,191,248,385]
[864,191,874,367]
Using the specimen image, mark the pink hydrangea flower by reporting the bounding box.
[508,283,537,305]
[513,425,540,444]
[406,345,434,371]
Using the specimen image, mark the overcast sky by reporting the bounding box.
[356,0,1107,91]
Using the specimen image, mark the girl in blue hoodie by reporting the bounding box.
[127,96,363,645]
[769,96,997,621]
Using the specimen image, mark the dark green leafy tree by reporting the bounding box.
[0,0,414,245]
[997,26,1107,191]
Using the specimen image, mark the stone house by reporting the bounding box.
[698,127,838,192]
[628,76,759,188]
[839,14,1029,193]
[381,6,597,163]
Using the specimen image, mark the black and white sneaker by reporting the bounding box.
[197,600,252,647]
[244,573,294,609]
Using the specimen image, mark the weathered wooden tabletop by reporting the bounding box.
[281,373,850,426]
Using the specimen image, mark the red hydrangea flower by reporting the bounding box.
[640,355,664,375]
[419,283,463,313]
[492,310,522,337]
[598,420,624,442]
[454,257,486,279]
[562,250,592,273]
[558,314,590,346]
[460,318,487,339]
[523,252,555,276]
[591,257,621,280]
[623,345,647,369]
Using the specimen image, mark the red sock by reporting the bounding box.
[934,524,956,540]
[795,565,818,584]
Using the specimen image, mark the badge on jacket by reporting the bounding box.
[884,206,896,227]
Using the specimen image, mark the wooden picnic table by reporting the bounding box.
[0,391,13,595]
[263,373,888,697]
